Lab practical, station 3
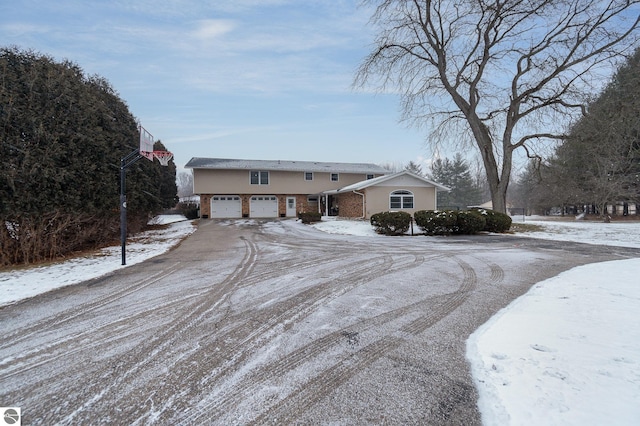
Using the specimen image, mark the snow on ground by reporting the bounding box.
[1,214,639,424]
[467,258,640,425]
[512,215,640,249]
[0,215,195,307]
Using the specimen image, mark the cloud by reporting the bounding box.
[190,19,236,41]
[0,23,51,36]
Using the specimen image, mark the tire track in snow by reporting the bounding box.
[401,256,477,336]
[184,254,473,424]
[242,255,478,425]
[119,251,433,424]
[110,254,400,424]
[0,262,182,351]
[54,236,260,424]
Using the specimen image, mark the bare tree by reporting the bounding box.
[177,171,194,198]
[355,0,639,213]
[378,161,404,172]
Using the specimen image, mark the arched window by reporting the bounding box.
[390,190,414,209]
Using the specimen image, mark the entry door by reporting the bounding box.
[286,196,297,217]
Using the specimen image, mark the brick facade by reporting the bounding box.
[336,191,365,218]
[199,193,319,218]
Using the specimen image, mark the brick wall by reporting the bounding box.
[297,195,319,215]
[201,193,321,218]
[336,191,364,218]
[200,195,211,217]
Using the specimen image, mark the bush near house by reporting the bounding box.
[414,209,511,235]
[177,202,200,220]
[370,211,412,235]
[299,211,322,224]
[414,210,458,235]
[414,209,487,235]
[454,210,486,234]
[470,208,512,233]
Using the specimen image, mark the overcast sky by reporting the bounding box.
[1,0,446,171]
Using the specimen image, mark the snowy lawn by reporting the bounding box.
[1,214,639,425]
[0,215,195,307]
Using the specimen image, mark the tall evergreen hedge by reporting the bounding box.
[0,47,176,266]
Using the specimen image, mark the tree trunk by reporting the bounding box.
[466,115,511,214]
[490,181,508,214]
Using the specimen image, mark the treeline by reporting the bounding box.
[0,47,177,266]
[510,47,640,216]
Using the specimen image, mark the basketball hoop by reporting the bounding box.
[152,150,173,166]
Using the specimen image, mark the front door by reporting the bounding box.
[286,196,297,217]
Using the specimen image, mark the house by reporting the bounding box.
[185,157,448,219]
[324,170,449,219]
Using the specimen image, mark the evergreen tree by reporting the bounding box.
[0,47,173,265]
[541,47,640,216]
[429,153,483,209]
[153,140,179,209]
[404,160,424,176]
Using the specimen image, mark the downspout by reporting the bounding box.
[353,190,365,219]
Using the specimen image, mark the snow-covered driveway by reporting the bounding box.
[1,219,638,425]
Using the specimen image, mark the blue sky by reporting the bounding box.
[1,0,438,172]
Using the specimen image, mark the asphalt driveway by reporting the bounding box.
[2,219,638,425]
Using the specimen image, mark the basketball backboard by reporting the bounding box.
[139,125,155,160]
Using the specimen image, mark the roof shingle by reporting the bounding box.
[184,157,390,174]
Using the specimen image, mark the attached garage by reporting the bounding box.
[211,195,242,218]
[250,195,278,218]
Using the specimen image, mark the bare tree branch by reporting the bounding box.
[355,0,640,212]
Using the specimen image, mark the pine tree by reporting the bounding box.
[430,153,483,209]
[542,47,640,216]
[153,140,178,209]
[404,160,424,176]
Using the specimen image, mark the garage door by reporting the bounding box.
[250,196,278,218]
[211,195,242,218]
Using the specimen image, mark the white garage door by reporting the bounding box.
[250,196,278,218]
[211,195,242,218]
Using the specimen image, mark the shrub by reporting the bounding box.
[370,211,412,235]
[470,208,512,233]
[299,211,322,224]
[454,210,486,234]
[414,210,458,235]
[177,202,199,220]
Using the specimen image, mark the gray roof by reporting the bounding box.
[184,157,390,174]
[324,170,451,194]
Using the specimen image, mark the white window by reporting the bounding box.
[366,174,374,180]
[390,190,414,209]
[305,172,313,181]
[331,173,339,182]
[307,195,319,203]
[250,171,269,185]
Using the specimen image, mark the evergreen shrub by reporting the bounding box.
[299,211,322,224]
[370,211,412,235]
[470,208,512,233]
[414,210,458,235]
[178,202,200,220]
[454,210,486,234]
